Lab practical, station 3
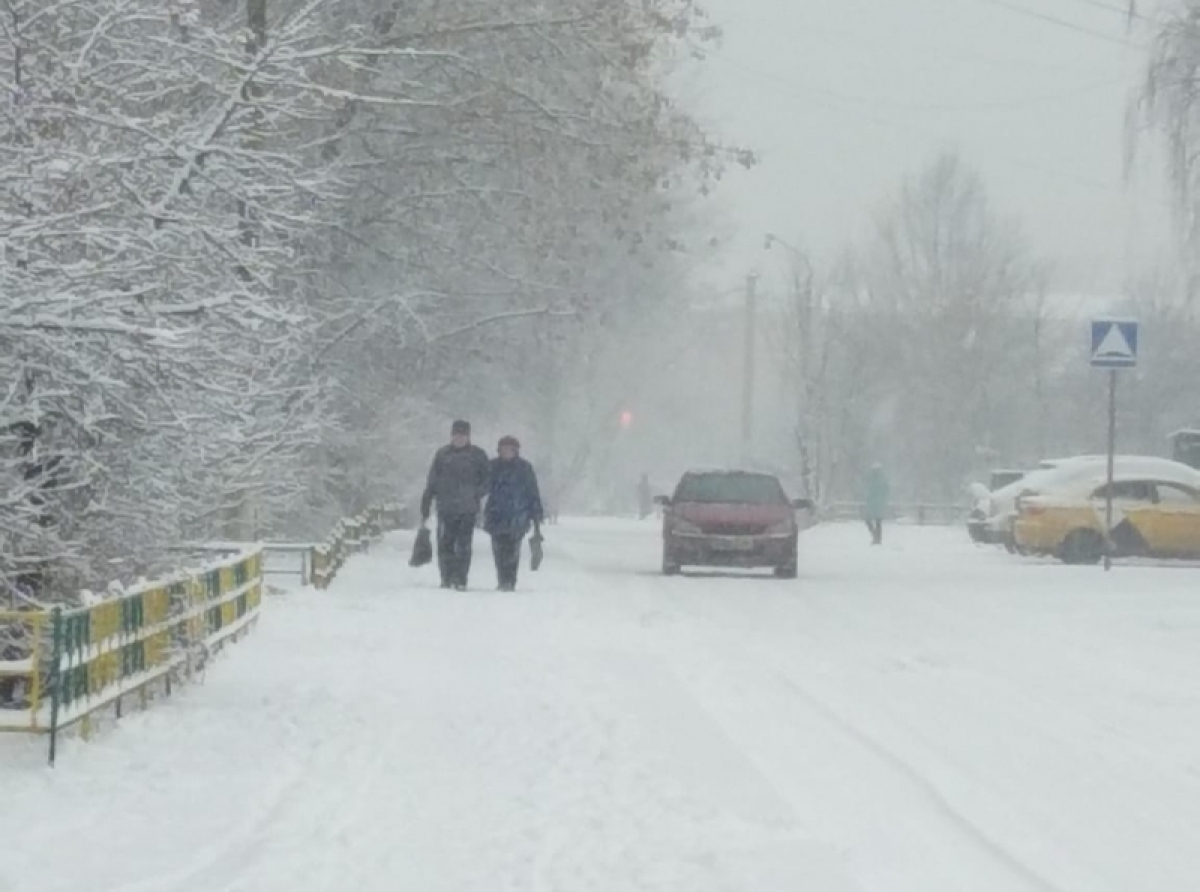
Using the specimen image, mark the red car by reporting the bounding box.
[656,469,813,578]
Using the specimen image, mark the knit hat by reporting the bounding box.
[451,419,471,436]
[498,435,520,451]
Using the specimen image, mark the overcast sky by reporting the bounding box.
[681,0,1176,298]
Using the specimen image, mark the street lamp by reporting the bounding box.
[765,233,814,278]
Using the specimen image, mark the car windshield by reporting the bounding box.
[674,473,788,505]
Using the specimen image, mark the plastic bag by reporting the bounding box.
[409,526,433,567]
[529,530,544,571]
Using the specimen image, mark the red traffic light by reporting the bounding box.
[619,410,634,429]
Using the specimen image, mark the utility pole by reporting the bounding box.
[741,273,758,466]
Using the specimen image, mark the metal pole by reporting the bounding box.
[47,607,62,766]
[1104,368,1117,572]
[741,274,757,465]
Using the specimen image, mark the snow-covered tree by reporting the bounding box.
[293,0,746,513]
[0,0,738,597]
[853,153,1037,500]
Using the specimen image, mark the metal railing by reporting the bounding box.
[168,502,405,590]
[821,502,969,526]
[312,504,393,589]
[0,548,264,764]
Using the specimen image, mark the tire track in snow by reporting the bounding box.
[764,667,1072,892]
[496,521,1199,890]
[511,647,867,892]
[598,564,1074,892]
[515,546,872,890]
[104,755,310,892]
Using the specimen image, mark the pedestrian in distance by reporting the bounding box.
[863,462,890,546]
[420,420,490,590]
[484,435,545,592]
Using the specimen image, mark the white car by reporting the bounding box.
[968,458,1085,545]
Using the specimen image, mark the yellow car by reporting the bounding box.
[1013,476,1200,564]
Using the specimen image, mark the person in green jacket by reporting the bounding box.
[863,463,890,545]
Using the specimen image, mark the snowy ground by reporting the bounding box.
[4,519,1200,892]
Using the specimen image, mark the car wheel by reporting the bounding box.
[774,564,797,579]
[1060,529,1104,565]
[662,554,681,576]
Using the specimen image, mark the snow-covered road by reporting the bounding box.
[4,519,1200,892]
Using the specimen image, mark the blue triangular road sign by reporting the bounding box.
[1091,320,1139,368]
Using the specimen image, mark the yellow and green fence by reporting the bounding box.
[0,503,403,762]
[0,547,263,764]
[311,503,402,589]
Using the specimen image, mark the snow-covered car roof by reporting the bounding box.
[1016,459,1200,497]
[1027,470,1200,500]
[1037,454,1125,469]
[988,456,1200,503]
[991,464,1084,501]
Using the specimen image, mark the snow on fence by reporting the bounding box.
[169,542,316,585]
[168,503,406,591]
[0,548,263,764]
[311,503,403,589]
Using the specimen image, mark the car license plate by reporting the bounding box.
[713,538,755,551]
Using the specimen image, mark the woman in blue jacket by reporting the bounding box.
[484,436,545,591]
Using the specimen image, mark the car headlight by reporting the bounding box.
[766,520,795,535]
[672,520,702,535]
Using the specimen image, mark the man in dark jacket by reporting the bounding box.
[420,420,490,590]
[484,435,544,592]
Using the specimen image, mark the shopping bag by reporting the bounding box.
[409,526,433,567]
[529,530,544,571]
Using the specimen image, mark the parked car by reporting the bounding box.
[988,469,1028,491]
[1014,470,1200,564]
[656,469,813,578]
[967,469,1029,542]
[974,455,1191,551]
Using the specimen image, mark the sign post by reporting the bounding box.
[1104,368,1117,571]
[1090,318,1139,571]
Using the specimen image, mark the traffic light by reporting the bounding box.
[619,410,634,429]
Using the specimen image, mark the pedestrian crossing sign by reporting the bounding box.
[1090,319,1139,369]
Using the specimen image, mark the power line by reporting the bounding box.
[710,51,1118,119]
[1058,0,1151,24]
[712,51,1120,113]
[968,0,1147,48]
[705,52,1156,201]
[722,11,1130,77]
